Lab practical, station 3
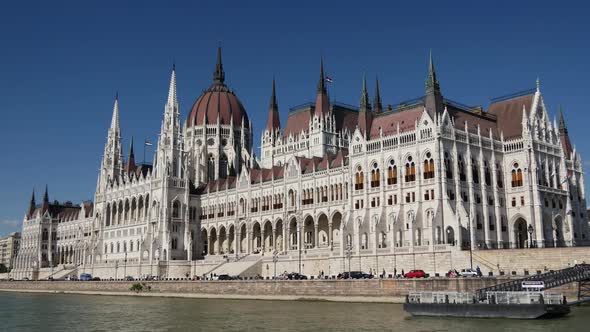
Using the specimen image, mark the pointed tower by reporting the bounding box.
[265,78,281,132]
[261,78,281,168]
[424,50,444,115]
[42,185,49,213]
[373,77,383,114]
[358,75,373,137]
[125,137,136,175]
[27,189,36,219]
[155,63,182,178]
[97,94,124,193]
[558,106,573,157]
[314,58,330,117]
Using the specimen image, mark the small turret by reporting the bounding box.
[358,75,373,137]
[42,185,49,212]
[125,137,136,175]
[213,46,225,85]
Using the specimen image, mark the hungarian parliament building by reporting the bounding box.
[12,49,588,279]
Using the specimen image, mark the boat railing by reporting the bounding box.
[407,292,474,304]
[485,291,564,305]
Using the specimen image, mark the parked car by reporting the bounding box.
[286,272,308,280]
[459,268,479,277]
[125,276,135,281]
[91,277,101,281]
[79,273,93,281]
[22,277,30,281]
[338,271,373,279]
[404,270,427,278]
[217,274,236,281]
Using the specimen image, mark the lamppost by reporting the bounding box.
[115,260,119,280]
[466,212,473,270]
[124,251,128,278]
[345,243,353,277]
[272,250,278,279]
[527,225,534,249]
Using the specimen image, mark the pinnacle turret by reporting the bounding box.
[28,189,36,218]
[426,50,439,90]
[359,74,371,112]
[358,75,373,136]
[424,50,444,115]
[125,137,136,175]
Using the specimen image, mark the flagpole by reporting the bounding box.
[143,137,146,164]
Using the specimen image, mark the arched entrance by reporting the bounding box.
[446,226,455,245]
[317,214,329,248]
[303,216,315,249]
[228,225,235,254]
[209,227,217,255]
[332,212,342,248]
[263,221,273,252]
[289,218,298,250]
[252,222,262,253]
[275,219,284,251]
[240,224,247,253]
[514,218,527,249]
[219,226,227,254]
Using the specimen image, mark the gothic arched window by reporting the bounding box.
[387,159,398,185]
[370,162,380,188]
[207,154,215,181]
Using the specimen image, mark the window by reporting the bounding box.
[511,197,516,207]
[496,163,504,188]
[219,154,228,178]
[521,196,525,206]
[423,152,435,179]
[387,160,398,185]
[371,162,380,188]
[471,158,479,184]
[484,161,491,186]
[405,156,416,182]
[511,163,523,187]
[444,152,453,179]
[207,154,215,181]
[172,201,180,218]
[355,166,364,190]
[458,156,466,181]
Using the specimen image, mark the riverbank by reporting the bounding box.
[0,278,580,304]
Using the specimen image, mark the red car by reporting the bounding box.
[404,270,426,278]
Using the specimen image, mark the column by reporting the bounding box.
[328,222,333,250]
[314,222,319,248]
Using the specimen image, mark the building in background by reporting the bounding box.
[11,48,588,280]
[0,232,21,271]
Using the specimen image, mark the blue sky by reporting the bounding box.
[1,0,589,236]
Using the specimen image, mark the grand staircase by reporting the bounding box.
[475,264,590,300]
[206,255,263,278]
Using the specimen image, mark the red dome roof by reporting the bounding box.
[187,83,249,127]
[186,47,249,128]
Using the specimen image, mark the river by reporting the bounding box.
[1,292,587,331]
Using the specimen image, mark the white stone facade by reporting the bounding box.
[12,50,588,279]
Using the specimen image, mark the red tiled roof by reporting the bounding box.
[369,105,423,139]
[487,94,534,139]
[283,108,312,137]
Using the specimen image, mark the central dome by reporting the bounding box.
[186,48,249,128]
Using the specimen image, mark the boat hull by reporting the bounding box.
[403,303,570,319]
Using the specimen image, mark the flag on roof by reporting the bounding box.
[325,76,334,83]
[144,140,153,146]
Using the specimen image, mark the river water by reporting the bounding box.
[1,292,587,331]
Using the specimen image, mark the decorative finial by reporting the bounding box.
[536,76,540,91]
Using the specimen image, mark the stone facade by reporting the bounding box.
[11,48,589,280]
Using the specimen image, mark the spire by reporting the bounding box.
[213,46,225,84]
[42,185,49,212]
[373,77,382,113]
[28,189,36,218]
[266,78,281,132]
[359,74,371,112]
[110,93,120,130]
[358,75,373,136]
[125,137,136,175]
[167,64,178,107]
[558,105,568,134]
[426,50,438,90]
[424,50,444,115]
[536,77,541,92]
[314,58,330,116]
